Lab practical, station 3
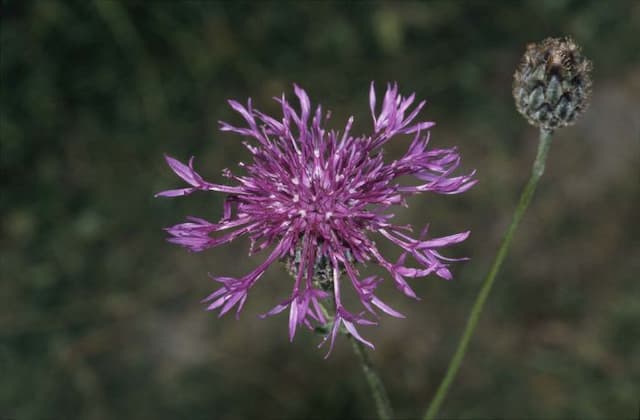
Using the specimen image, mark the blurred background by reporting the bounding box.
[2,1,639,419]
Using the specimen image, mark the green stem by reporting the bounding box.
[424,129,553,420]
[350,336,394,420]
[317,300,393,419]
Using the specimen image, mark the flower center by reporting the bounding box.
[283,246,334,291]
[282,243,354,292]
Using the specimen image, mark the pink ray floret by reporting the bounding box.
[157,83,476,355]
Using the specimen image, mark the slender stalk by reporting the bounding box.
[424,129,553,420]
[350,336,394,420]
[317,300,394,419]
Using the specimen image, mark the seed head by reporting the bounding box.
[513,37,592,131]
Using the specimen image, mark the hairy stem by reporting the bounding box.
[350,336,394,420]
[424,129,553,419]
[317,300,394,419]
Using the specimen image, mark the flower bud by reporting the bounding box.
[513,37,592,131]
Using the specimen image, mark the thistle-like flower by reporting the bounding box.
[156,83,476,354]
[513,37,592,130]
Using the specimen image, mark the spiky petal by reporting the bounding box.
[157,83,476,354]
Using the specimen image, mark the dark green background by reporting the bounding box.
[2,1,639,419]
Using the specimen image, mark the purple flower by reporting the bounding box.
[157,83,476,355]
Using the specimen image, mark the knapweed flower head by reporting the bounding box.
[156,83,476,355]
[513,37,592,131]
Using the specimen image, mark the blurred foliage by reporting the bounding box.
[1,1,639,419]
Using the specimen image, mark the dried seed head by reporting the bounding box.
[513,37,592,131]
